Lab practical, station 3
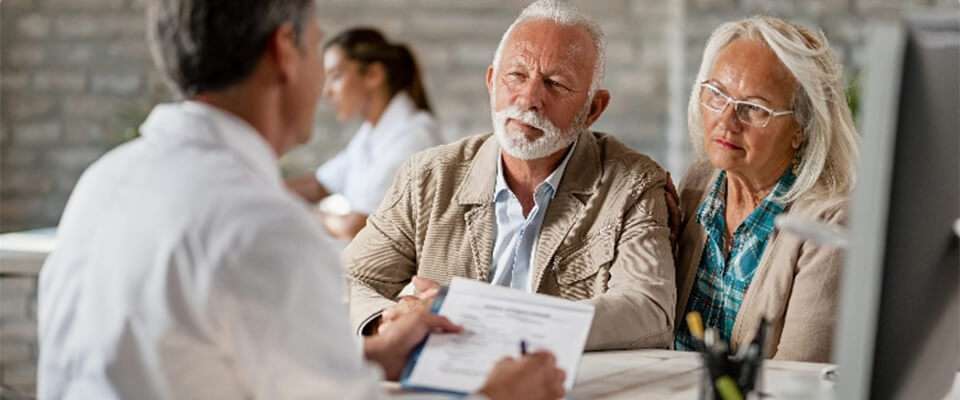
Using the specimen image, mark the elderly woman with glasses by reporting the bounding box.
[672,16,859,362]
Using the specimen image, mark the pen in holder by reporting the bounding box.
[687,312,767,400]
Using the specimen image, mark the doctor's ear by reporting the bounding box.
[269,23,302,85]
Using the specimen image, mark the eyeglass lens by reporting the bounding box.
[701,84,772,126]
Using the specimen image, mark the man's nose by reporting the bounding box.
[513,78,545,113]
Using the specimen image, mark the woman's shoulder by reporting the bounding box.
[399,110,443,146]
[789,193,849,225]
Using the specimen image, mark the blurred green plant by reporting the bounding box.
[111,104,151,146]
[846,71,862,125]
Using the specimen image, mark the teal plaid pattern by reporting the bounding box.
[675,169,795,350]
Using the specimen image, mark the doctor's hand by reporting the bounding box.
[378,276,441,335]
[363,308,462,381]
[478,351,567,400]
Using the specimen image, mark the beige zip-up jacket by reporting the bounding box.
[345,131,676,350]
[676,161,847,362]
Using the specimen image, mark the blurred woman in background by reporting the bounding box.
[288,28,443,241]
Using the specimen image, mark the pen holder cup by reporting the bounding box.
[697,350,763,400]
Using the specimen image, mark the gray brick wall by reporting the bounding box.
[0,0,956,395]
[1,0,166,234]
[0,274,38,397]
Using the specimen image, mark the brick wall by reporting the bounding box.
[1,0,957,395]
[0,273,37,396]
[1,0,167,234]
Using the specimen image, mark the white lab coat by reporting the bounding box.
[38,101,384,399]
[316,93,442,214]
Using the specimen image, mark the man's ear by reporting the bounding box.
[269,23,301,84]
[485,65,494,96]
[584,89,611,127]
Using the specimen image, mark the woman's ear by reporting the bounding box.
[792,127,804,149]
[363,62,387,90]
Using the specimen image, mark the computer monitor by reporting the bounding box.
[834,14,960,400]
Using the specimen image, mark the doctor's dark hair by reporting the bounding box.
[147,0,314,97]
[325,28,433,114]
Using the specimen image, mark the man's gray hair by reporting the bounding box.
[147,0,314,97]
[492,0,607,95]
[688,15,860,203]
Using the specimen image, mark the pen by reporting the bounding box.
[520,340,528,356]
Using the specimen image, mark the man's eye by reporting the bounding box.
[547,80,569,91]
[503,73,525,84]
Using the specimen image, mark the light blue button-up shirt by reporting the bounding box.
[490,143,576,291]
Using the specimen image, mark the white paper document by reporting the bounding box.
[402,277,595,393]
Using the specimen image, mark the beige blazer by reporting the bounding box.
[345,131,676,350]
[676,161,847,362]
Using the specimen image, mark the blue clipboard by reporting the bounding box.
[397,286,470,395]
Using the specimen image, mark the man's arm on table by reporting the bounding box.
[583,176,677,351]
[345,159,420,334]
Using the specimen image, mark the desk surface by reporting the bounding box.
[386,349,960,399]
[0,227,56,275]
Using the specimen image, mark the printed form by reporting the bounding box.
[402,277,595,393]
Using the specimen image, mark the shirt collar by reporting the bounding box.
[140,101,281,188]
[369,92,417,139]
[494,140,578,201]
[695,168,797,228]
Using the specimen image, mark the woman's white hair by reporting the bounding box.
[492,0,606,96]
[688,15,860,203]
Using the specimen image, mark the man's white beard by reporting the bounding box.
[491,102,590,161]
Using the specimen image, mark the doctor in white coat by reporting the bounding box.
[36,1,564,399]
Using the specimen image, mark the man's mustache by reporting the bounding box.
[495,107,561,136]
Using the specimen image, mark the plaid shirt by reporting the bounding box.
[675,169,795,350]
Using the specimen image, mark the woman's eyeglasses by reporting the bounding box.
[699,81,794,128]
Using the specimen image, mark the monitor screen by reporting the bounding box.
[834,14,960,400]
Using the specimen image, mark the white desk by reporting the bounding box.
[385,349,960,399]
[0,227,56,276]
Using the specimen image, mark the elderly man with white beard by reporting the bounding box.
[346,0,676,351]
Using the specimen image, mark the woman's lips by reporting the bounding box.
[713,138,743,150]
